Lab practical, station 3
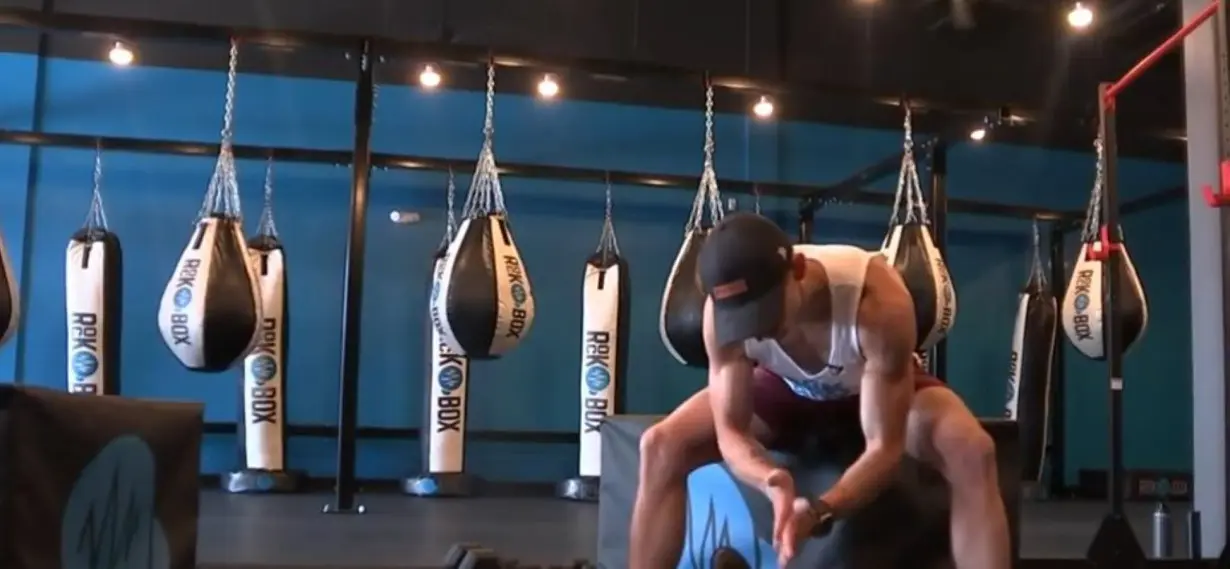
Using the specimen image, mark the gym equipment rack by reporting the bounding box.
[0,5,1192,548]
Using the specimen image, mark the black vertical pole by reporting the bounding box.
[926,140,949,379]
[798,199,815,243]
[325,39,375,515]
[1086,82,1145,565]
[1047,222,1067,498]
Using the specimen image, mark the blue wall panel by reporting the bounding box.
[0,55,1191,484]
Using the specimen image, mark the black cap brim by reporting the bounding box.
[713,280,786,348]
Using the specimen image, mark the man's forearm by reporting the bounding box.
[717,433,779,491]
[818,444,903,514]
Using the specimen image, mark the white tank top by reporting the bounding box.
[742,244,874,401]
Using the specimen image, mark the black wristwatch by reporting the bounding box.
[806,498,836,537]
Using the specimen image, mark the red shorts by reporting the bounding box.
[750,362,947,445]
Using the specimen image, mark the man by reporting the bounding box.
[630,213,1009,569]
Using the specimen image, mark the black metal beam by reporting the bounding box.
[1047,221,1068,498]
[927,140,949,380]
[0,128,1082,219]
[327,40,373,515]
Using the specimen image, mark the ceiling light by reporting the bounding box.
[108,41,134,66]
[969,127,987,142]
[752,96,775,119]
[537,74,560,99]
[1067,2,1093,29]
[419,64,442,89]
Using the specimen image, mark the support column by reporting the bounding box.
[1183,0,1225,556]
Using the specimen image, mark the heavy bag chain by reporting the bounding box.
[888,105,929,226]
[441,167,458,248]
[82,142,110,237]
[753,185,762,215]
[596,173,622,264]
[1079,136,1106,244]
[256,158,279,239]
[460,61,508,219]
[197,39,243,223]
[1029,219,1046,284]
[685,81,723,231]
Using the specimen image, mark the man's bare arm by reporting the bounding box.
[819,258,917,514]
[703,299,779,490]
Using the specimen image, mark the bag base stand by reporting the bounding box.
[556,475,599,502]
[222,468,305,494]
[401,472,478,497]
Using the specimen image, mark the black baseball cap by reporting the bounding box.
[698,212,794,347]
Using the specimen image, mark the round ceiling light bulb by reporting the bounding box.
[752,96,775,119]
[969,127,987,142]
[537,74,560,99]
[1067,2,1093,29]
[108,41,134,66]
[419,64,442,89]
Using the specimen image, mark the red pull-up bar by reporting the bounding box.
[1105,0,1219,105]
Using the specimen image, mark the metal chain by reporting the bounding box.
[84,142,109,231]
[257,157,279,238]
[889,104,928,226]
[200,38,242,221]
[1082,136,1105,241]
[445,167,457,240]
[461,61,506,220]
[687,80,723,230]
[596,172,621,259]
[1030,218,1045,282]
[753,185,762,215]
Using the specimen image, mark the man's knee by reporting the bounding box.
[639,424,693,484]
[937,424,998,488]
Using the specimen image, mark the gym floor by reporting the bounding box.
[194,491,1194,568]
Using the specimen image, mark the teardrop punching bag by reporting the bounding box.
[0,228,16,347]
[560,190,629,502]
[1006,227,1058,482]
[880,124,957,350]
[1061,143,1148,360]
[65,153,122,395]
[407,172,476,497]
[432,87,536,359]
[158,49,261,372]
[661,102,722,369]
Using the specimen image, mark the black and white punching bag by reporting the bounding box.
[158,151,262,372]
[223,161,301,494]
[1062,226,1148,360]
[65,152,122,395]
[660,160,722,368]
[559,189,628,502]
[432,138,536,359]
[881,136,957,351]
[0,228,16,348]
[1006,227,1058,483]
[406,172,475,497]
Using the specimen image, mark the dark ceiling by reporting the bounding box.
[0,0,1191,161]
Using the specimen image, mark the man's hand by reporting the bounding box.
[764,468,798,558]
[776,497,825,567]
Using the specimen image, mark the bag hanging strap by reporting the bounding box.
[1079,136,1106,244]
[82,142,109,235]
[255,157,279,239]
[888,104,929,227]
[595,172,621,264]
[461,61,508,219]
[198,39,243,223]
[685,80,723,232]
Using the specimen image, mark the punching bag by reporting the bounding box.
[240,166,288,472]
[881,137,957,351]
[65,151,122,395]
[158,47,261,372]
[661,127,722,368]
[1062,228,1148,360]
[407,171,476,498]
[432,95,536,359]
[1006,227,1058,482]
[560,187,629,502]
